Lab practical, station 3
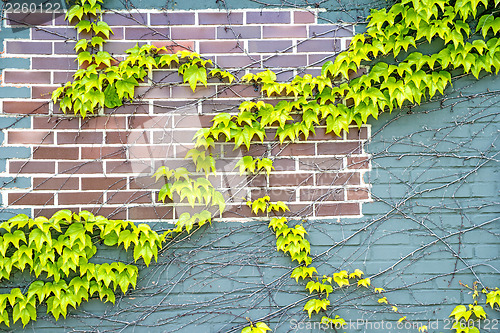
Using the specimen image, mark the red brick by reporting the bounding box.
[57,132,103,145]
[223,144,268,158]
[171,27,215,40]
[152,100,197,114]
[32,86,57,99]
[217,84,261,98]
[221,204,252,219]
[269,173,314,187]
[81,177,127,191]
[105,103,149,115]
[171,85,216,99]
[9,193,54,206]
[134,86,171,99]
[248,40,292,53]
[106,161,152,174]
[8,131,54,145]
[299,157,343,171]
[173,115,214,128]
[35,208,66,219]
[347,188,370,200]
[32,27,77,40]
[247,11,290,24]
[153,41,195,54]
[199,41,244,54]
[80,116,127,130]
[317,142,362,155]
[216,55,261,68]
[152,71,183,84]
[251,188,297,201]
[130,176,165,190]
[347,156,370,169]
[106,131,150,145]
[272,143,315,156]
[3,71,51,84]
[150,12,195,25]
[6,12,53,26]
[309,25,354,38]
[303,127,343,141]
[152,130,197,145]
[294,11,315,24]
[3,101,49,114]
[202,100,241,113]
[33,117,80,130]
[33,147,79,160]
[32,57,78,70]
[58,161,103,174]
[53,71,76,84]
[33,177,79,190]
[316,172,360,186]
[300,188,344,201]
[125,27,170,40]
[129,145,175,159]
[316,202,360,216]
[128,206,173,220]
[297,39,341,52]
[273,158,296,171]
[103,41,146,54]
[81,207,127,220]
[102,12,147,26]
[9,161,55,174]
[217,26,261,39]
[106,191,151,204]
[81,146,126,160]
[128,115,172,130]
[199,12,244,25]
[263,25,306,38]
[53,41,77,54]
[6,41,52,54]
[346,127,369,140]
[284,203,314,217]
[59,192,104,205]
[263,54,307,67]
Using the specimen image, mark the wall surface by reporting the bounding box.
[0,0,499,332]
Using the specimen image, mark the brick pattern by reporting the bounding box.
[0,9,370,222]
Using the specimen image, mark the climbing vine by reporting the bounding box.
[0,0,493,330]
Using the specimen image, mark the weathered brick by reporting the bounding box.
[81,146,127,160]
[6,41,52,54]
[59,161,104,174]
[57,132,104,145]
[248,40,292,53]
[81,177,127,191]
[128,206,173,220]
[3,71,51,84]
[316,172,361,186]
[9,161,55,174]
[317,142,362,155]
[106,190,152,204]
[199,41,244,54]
[199,12,244,25]
[59,192,104,205]
[171,27,215,40]
[309,25,354,38]
[294,11,315,24]
[3,101,49,114]
[269,173,314,187]
[217,26,261,39]
[8,131,54,144]
[316,202,360,216]
[263,25,306,38]
[150,12,195,25]
[300,188,344,201]
[33,147,79,160]
[33,177,79,190]
[125,27,170,40]
[9,193,54,206]
[247,11,290,24]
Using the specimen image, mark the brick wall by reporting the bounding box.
[0,9,371,222]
